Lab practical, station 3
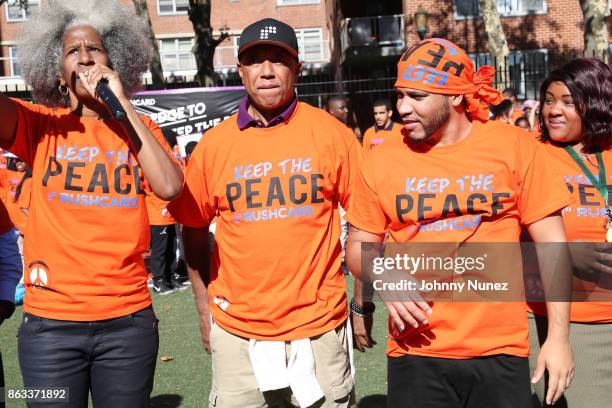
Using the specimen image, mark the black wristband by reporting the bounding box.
[350,297,375,317]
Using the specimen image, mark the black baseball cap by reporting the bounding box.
[238,18,299,59]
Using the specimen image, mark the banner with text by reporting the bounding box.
[130,86,245,148]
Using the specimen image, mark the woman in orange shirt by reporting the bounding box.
[528,58,612,408]
[0,1,183,407]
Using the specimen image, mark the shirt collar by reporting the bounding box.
[237,96,298,130]
[374,120,394,133]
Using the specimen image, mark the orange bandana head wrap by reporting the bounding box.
[395,38,502,122]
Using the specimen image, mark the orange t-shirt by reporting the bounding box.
[169,102,360,340]
[145,189,176,226]
[4,98,173,321]
[18,176,32,214]
[348,120,572,359]
[362,122,403,152]
[0,154,8,203]
[3,169,28,232]
[511,107,523,123]
[528,145,612,323]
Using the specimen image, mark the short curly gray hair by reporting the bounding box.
[18,0,151,107]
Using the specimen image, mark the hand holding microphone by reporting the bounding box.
[96,80,127,120]
[79,66,127,121]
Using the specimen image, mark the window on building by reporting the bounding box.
[222,29,324,65]
[455,0,546,18]
[6,0,39,22]
[157,0,189,15]
[470,49,548,99]
[455,0,480,17]
[497,0,546,15]
[9,46,20,76]
[277,0,320,6]
[212,35,240,68]
[159,38,196,72]
[295,28,324,62]
[231,35,240,59]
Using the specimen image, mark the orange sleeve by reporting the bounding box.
[5,98,50,168]
[139,117,180,225]
[140,115,178,163]
[139,115,182,194]
[336,128,361,211]
[168,140,215,228]
[516,134,572,225]
[346,154,388,234]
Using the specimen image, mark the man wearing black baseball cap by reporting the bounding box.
[237,18,299,59]
[170,17,359,407]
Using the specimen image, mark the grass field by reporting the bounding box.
[0,276,389,407]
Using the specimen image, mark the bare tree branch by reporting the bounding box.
[188,0,229,87]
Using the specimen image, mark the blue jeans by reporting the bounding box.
[18,306,159,408]
[0,227,22,303]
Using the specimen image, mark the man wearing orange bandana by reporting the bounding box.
[346,38,574,407]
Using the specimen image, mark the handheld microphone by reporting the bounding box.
[96,80,127,121]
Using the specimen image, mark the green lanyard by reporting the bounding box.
[564,146,608,204]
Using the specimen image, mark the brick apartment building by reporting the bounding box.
[0,0,337,90]
[399,0,612,97]
[0,0,609,99]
